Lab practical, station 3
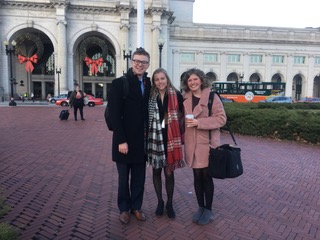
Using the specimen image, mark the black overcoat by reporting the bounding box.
[109,68,151,164]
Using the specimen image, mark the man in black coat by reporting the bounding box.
[108,48,151,224]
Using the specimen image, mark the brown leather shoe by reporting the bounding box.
[131,210,146,221]
[119,211,130,224]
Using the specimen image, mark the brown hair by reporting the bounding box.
[180,68,211,92]
[132,47,150,61]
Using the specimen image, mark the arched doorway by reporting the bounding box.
[249,73,261,82]
[75,34,116,100]
[9,30,55,100]
[227,72,238,82]
[314,75,320,97]
[293,74,303,100]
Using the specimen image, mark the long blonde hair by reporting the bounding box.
[151,68,178,97]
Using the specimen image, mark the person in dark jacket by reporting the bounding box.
[69,85,86,121]
[108,48,151,224]
[147,68,184,219]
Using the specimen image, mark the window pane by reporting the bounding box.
[294,56,305,64]
[227,54,240,63]
[180,53,195,62]
[272,55,284,64]
[250,55,263,63]
[204,53,217,62]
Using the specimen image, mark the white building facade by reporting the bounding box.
[1,0,320,101]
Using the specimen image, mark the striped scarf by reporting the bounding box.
[148,88,184,170]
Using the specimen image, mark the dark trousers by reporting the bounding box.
[73,105,84,120]
[116,162,146,213]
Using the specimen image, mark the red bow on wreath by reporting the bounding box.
[84,57,103,75]
[18,54,38,73]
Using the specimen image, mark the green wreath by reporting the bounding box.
[79,36,108,60]
[15,33,44,58]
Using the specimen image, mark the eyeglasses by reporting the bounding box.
[132,59,149,66]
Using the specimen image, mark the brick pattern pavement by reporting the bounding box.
[0,106,320,240]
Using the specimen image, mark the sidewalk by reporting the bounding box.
[0,106,319,240]
[0,100,50,106]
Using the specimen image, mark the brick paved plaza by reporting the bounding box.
[0,104,319,239]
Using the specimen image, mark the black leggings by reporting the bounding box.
[193,167,214,210]
[153,167,174,204]
[73,105,84,120]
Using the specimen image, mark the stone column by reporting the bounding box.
[265,53,272,82]
[41,82,46,99]
[119,8,130,76]
[151,25,161,70]
[285,54,294,98]
[56,5,68,94]
[306,55,315,97]
[172,49,180,89]
[220,52,227,81]
[243,52,250,82]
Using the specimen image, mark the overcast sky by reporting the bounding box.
[193,0,320,28]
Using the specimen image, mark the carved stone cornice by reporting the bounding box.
[56,20,67,26]
[51,0,70,8]
[147,6,166,15]
[151,25,162,32]
[116,4,133,12]
[0,1,56,10]
[120,24,131,30]
[0,1,124,15]
[170,24,320,46]
[147,7,175,24]
[69,5,118,14]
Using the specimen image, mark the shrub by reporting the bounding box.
[0,193,19,240]
[224,103,320,144]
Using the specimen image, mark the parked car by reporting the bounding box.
[297,97,320,103]
[48,94,68,103]
[260,96,293,103]
[55,95,104,107]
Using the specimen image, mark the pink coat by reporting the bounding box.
[183,88,227,169]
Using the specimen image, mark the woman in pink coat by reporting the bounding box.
[181,68,227,225]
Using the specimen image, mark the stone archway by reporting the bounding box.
[271,73,283,83]
[249,72,262,82]
[227,72,238,82]
[11,29,54,99]
[293,74,303,100]
[74,33,117,100]
[313,76,320,97]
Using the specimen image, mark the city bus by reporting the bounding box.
[212,81,286,102]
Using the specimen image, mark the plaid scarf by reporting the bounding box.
[148,88,184,170]
[148,94,166,169]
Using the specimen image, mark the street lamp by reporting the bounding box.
[4,40,17,105]
[157,37,165,68]
[239,73,244,83]
[56,67,61,96]
[123,45,132,73]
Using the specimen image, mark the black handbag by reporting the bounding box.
[209,143,243,179]
[207,92,243,179]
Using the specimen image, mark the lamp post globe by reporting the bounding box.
[157,37,165,68]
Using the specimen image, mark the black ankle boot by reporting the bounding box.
[166,203,175,219]
[155,200,164,216]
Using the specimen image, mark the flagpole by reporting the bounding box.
[137,0,144,48]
